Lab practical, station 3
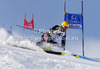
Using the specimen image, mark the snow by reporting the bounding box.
[0,28,100,69]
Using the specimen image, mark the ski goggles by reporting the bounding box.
[63,26,69,30]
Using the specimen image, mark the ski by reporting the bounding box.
[44,50,65,55]
[36,41,65,55]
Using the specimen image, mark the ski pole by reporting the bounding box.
[14,24,45,33]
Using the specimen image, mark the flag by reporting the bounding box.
[65,13,83,29]
[24,18,34,29]
[23,12,34,36]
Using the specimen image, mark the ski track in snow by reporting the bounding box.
[0,28,100,69]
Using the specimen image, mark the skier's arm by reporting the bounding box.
[49,25,59,33]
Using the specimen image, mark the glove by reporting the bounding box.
[62,44,65,46]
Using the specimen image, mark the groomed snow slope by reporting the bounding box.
[0,28,100,69]
[0,44,100,69]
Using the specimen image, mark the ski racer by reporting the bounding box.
[36,21,69,50]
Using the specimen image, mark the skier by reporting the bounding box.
[36,21,69,49]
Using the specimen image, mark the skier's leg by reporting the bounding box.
[44,34,48,43]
